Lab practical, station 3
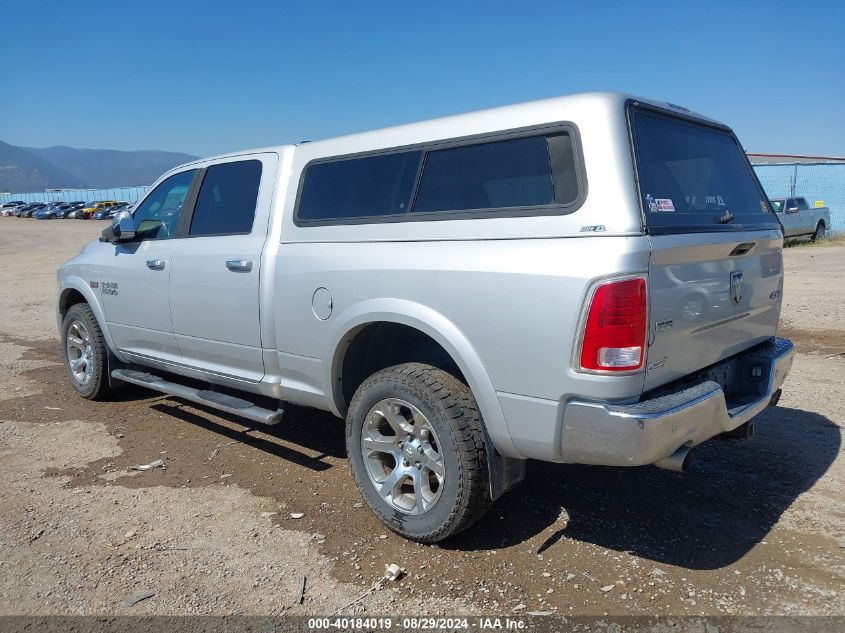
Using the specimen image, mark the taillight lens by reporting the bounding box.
[579,277,647,372]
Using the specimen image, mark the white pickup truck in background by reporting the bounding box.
[770,197,831,240]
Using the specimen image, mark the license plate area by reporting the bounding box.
[642,340,775,406]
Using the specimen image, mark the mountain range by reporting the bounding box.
[0,140,199,193]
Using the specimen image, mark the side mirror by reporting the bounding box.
[100,210,136,243]
[787,207,799,214]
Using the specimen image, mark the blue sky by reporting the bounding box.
[2,1,843,158]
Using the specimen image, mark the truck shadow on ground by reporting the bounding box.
[9,337,837,572]
[164,382,837,571]
[443,405,840,570]
[149,401,341,471]
[154,387,838,570]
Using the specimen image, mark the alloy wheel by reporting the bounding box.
[65,320,94,386]
[360,398,445,515]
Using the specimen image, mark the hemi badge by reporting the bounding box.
[89,281,99,289]
[655,319,673,332]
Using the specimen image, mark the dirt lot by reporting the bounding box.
[0,218,843,617]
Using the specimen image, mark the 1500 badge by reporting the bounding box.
[102,282,119,296]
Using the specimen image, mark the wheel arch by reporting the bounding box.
[326,299,519,459]
[58,278,124,362]
[58,287,87,318]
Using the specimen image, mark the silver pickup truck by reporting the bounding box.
[57,92,794,542]
[769,197,831,240]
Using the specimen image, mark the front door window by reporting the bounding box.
[132,170,196,240]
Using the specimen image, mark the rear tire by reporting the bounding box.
[61,303,115,400]
[812,223,826,242]
[346,363,491,543]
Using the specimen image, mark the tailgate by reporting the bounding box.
[645,231,783,391]
[628,103,785,391]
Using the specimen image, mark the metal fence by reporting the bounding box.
[750,156,845,234]
[0,186,149,205]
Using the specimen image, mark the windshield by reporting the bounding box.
[630,107,780,233]
[770,199,784,213]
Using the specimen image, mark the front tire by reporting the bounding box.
[346,363,491,543]
[61,303,114,400]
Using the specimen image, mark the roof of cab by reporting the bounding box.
[177,91,724,168]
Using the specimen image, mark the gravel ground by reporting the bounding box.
[0,218,843,617]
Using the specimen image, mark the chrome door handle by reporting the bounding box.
[226,259,253,272]
[146,259,166,270]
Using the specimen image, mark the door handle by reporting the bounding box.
[226,259,253,272]
[146,259,166,270]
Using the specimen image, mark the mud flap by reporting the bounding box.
[106,348,125,388]
[484,430,526,500]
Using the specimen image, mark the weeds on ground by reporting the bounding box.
[784,232,845,248]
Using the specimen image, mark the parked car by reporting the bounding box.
[12,204,28,217]
[13,201,42,217]
[57,92,794,542]
[79,200,119,219]
[52,202,80,218]
[57,204,79,219]
[16,203,46,218]
[101,202,136,221]
[35,203,74,219]
[65,203,89,219]
[769,197,831,241]
[1,201,27,216]
[92,205,120,220]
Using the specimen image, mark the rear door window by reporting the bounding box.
[189,160,263,236]
[630,107,779,233]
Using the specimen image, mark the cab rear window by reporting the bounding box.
[630,107,780,233]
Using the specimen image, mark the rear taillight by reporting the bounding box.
[579,277,647,372]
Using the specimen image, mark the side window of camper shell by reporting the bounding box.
[294,127,584,224]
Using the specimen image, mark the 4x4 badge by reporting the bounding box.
[730,272,744,305]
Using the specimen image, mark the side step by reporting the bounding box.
[111,369,283,426]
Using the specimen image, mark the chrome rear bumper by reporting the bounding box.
[560,337,795,467]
